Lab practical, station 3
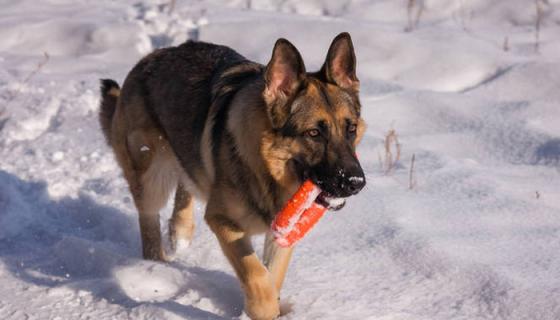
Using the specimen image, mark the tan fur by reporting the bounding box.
[200,118,215,182]
[263,233,294,293]
[108,87,120,97]
[169,184,195,250]
[105,88,286,318]
[205,213,279,320]
[107,94,194,260]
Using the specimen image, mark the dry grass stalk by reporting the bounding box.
[378,152,384,172]
[22,52,49,84]
[0,108,6,126]
[409,153,417,189]
[405,0,424,32]
[168,0,176,15]
[384,128,401,174]
[406,0,415,32]
[535,0,543,53]
[458,0,468,31]
[4,52,50,113]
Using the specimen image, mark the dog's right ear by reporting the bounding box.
[264,38,306,128]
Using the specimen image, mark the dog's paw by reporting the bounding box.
[279,298,293,316]
[244,276,280,320]
[244,299,280,320]
[173,238,191,258]
[163,238,189,262]
[167,219,194,258]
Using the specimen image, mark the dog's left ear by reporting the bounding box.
[320,32,359,91]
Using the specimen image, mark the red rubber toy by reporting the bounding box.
[271,180,327,247]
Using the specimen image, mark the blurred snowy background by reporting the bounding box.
[1,0,560,319]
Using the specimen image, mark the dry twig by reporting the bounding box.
[23,52,49,84]
[409,154,417,189]
[168,0,176,15]
[405,0,424,32]
[4,52,50,112]
[535,0,543,52]
[384,128,401,174]
[378,152,384,173]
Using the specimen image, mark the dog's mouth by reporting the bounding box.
[316,191,346,211]
[291,159,347,211]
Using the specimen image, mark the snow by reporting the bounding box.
[1,0,560,319]
[322,196,345,209]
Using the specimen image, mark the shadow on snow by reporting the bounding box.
[0,170,242,319]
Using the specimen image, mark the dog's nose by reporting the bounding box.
[343,175,366,195]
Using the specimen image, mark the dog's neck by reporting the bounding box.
[226,79,301,217]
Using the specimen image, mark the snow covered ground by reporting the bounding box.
[1,0,560,319]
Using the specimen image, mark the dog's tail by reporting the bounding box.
[99,79,120,145]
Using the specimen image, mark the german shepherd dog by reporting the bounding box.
[99,32,366,319]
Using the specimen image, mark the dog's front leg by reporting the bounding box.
[206,213,279,320]
[263,232,294,295]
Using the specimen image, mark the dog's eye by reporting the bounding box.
[348,124,357,134]
[306,129,320,138]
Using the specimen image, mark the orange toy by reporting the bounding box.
[271,180,327,247]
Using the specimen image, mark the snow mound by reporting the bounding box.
[114,263,184,302]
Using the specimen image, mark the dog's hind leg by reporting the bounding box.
[126,130,178,261]
[263,232,294,294]
[169,183,195,251]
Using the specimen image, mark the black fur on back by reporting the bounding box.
[209,62,263,162]
[126,41,262,184]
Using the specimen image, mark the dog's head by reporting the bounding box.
[262,32,366,209]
